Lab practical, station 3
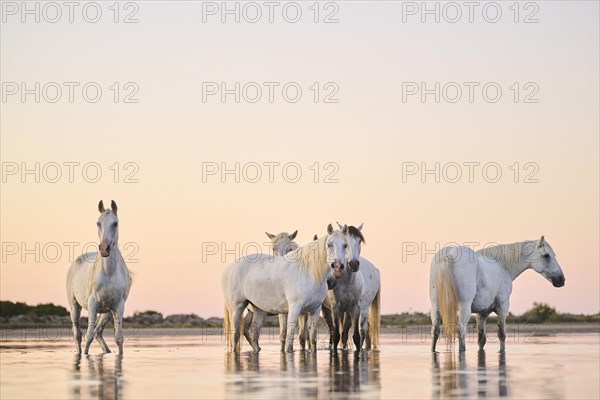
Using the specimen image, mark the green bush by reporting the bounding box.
[519,302,557,323]
[133,310,163,317]
[0,301,68,317]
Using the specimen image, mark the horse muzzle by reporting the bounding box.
[331,262,344,278]
[349,259,360,272]
[99,242,110,257]
[552,275,565,287]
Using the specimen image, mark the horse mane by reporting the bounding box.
[348,226,365,243]
[476,241,535,275]
[287,235,329,282]
[128,270,135,287]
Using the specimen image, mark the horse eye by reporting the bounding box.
[327,243,333,248]
[96,222,101,227]
[543,254,550,259]
[343,244,347,249]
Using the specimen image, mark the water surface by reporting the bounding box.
[1,331,598,399]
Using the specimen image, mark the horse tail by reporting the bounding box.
[436,255,459,345]
[236,310,244,353]
[368,287,381,350]
[223,306,232,352]
[223,306,242,352]
[128,270,135,288]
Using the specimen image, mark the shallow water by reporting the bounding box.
[1,331,598,399]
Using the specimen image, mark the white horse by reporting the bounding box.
[243,231,299,346]
[430,236,566,352]
[222,224,347,353]
[340,223,381,351]
[320,224,364,351]
[66,201,132,354]
[302,223,381,351]
[244,230,339,351]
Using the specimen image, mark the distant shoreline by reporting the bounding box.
[1,322,598,335]
[2,301,599,334]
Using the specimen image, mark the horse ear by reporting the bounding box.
[357,223,364,231]
[342,224,348,235]
[537,236,545,247]
[265,232,276,239]
[336,222,343,230]
[313,234,318,241]
[289,230,298,240]
[111,200,118,214]
[327,224,334,235]
[98,200,105,213]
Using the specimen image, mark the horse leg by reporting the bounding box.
[94,313,112,353]
[278,314,288,352]
[285,306,301,353]
[352,322,360,351]
[298,313,308,351]
[243,309,254,345]
[112,301,125,354]
[430,306,441,352]
[322,306,334,350]
[341,312,352,350]
[332,306,341,351]
[248,308,266,352]
[354,307,365,351]
[69,298,82,354]
[83,298,98,355]
[232,303,246,353]
[457,302,471,352]
[307,306,321,353]
[365,321,372,350]
[477,314,488,351]
[497,302,509,352]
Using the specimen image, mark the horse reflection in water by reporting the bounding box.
[329,351,381,395]
[225,351,380,398]
[431,351,508,398]
[71,353,123,399]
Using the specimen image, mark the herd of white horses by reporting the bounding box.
[66,201,566,355]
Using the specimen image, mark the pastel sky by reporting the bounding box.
[1,1,598,317]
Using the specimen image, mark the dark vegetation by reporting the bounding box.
[380,303,600,326]
[1,301,598,328]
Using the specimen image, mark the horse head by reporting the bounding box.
[97,200,119,258]
[337,222,365,272]
[326,223,349,279]
[529,236,565,287]
[265,230,298,256]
